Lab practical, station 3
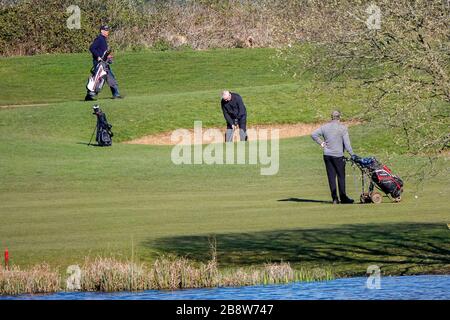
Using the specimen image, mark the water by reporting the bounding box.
[1,275,449,300]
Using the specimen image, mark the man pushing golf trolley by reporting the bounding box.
[312,110,404,204]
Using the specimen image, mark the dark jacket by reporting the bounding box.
[89,34,109,60]
[221,93,247,126]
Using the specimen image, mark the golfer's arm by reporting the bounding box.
[311,128,323,145]
[90,46,101,60]
[343,129,354,155]
[236,97,246,118]
[222,106,234,126]
[89,39,103,60]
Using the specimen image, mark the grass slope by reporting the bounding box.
[0,49,448,277]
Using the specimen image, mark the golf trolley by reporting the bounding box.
[346,156,404,204]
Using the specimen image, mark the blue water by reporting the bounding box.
[1,275,449,300]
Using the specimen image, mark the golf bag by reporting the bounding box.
[95,111,113,147]
[348,156,403,203]
[86,61,108,95]
[86,50,113,99]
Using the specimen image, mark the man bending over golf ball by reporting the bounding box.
[221,91,248,142]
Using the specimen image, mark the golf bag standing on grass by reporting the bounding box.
[347,155,404,204]
[91,105,113,147]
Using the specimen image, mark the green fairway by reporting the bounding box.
[0,49,448,277]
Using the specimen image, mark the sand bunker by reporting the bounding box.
[125,121,360,145]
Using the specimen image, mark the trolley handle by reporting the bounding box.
[344,155,361,164]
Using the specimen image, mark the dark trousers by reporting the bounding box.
[323,155,347,201]
[225,116,247,141]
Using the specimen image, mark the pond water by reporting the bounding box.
[1,275,449,300]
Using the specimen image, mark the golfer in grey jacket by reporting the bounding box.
[311,110,355,204]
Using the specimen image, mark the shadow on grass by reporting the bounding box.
[145,223,450,276]
[76,142,107,147]
[278,198,332,204]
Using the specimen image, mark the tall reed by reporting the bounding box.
[0,264,60,296]
[1,256,334,295]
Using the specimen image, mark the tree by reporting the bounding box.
[277,0,449,164]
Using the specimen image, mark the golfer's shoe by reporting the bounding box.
[85,94,95,101]
[332,199,340,205]
[112,95,123,99]
[340,197,354,204]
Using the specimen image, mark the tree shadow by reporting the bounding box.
[145,223,450,275]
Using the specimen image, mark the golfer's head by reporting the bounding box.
[100,25,110,37]
[331,110,341,120]
[222,91,232,102]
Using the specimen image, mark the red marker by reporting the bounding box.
[4,248,9,269]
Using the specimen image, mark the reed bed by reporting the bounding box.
[220,263,334,287]
[80,257,149,292]
[0,257,334,295]
[150,255,219,290]
[0,264,61,296]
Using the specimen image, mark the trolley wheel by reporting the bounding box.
[371,192,383,204]
[360,194,365,204]
[360,193,371,204]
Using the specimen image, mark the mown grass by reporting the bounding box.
[0,48,366,143]
[0,48,448,289]
[0,49,297,105]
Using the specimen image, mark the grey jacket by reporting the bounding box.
[311,120,354,157]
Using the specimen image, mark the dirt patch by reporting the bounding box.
[0,103,50,109]
[125,121,360,145]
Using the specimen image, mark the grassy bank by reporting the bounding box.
[1,256,333,296]
[0,49,448,287]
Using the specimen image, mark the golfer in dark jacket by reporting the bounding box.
[85,25,122,101]
[221,91,247,141]
[311,110,355,204]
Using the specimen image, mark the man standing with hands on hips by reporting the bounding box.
[311,110,355,204]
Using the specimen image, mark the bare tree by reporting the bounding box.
[277,0,449,162]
